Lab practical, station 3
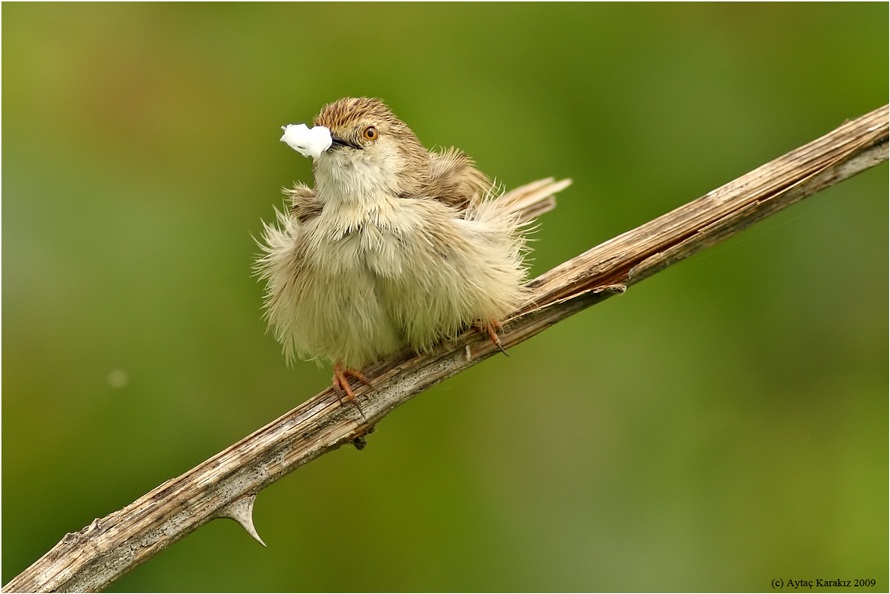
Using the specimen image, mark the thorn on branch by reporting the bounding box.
[217,493,266,547]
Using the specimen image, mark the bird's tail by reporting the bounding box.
[496,177,572,223]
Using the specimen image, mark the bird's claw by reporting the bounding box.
[479,320,509,357]
[332,363,373,417]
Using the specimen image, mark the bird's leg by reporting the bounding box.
[476,319,509,357]
[332,362,374,406]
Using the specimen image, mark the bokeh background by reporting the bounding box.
[3,3,887,592]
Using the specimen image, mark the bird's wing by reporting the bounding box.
[284,183,322,223]
[423,147,492,212]
[425,148,570,222]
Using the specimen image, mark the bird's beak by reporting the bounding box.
[330,133,361,150]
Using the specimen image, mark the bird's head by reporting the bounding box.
[312,97,430,199]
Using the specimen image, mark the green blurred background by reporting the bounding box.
[3,3,887,592]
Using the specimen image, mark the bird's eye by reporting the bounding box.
[363,126,378,141]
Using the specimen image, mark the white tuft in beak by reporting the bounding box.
[280,123,333,160]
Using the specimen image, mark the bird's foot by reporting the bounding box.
[332,363,373,414]
[477,319,509,357]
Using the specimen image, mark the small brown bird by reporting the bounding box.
[257,97,571,400]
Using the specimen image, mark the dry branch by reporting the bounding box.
[4,104,887,593]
